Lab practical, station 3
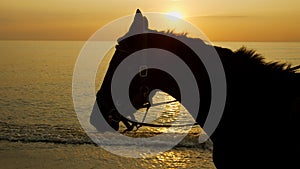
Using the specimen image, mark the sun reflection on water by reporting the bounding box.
[140,148,216,169]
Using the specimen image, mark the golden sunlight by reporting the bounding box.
[166,11,184,19]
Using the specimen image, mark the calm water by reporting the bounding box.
[0,40,299,145]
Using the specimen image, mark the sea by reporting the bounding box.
[0,41,299,168]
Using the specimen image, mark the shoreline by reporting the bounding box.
[0,140,215,169]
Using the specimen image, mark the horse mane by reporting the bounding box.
[234,47,294,72]
[143,29,296,74]
[160,29,189,38]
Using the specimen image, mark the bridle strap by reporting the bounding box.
[124,117,198,131]
[121,100,199,132]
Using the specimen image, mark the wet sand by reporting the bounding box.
[0,141,215,169]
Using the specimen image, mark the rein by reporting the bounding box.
[121,100,199,132]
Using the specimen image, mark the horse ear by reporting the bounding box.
[128,9,149,33]
[118,9,149,42]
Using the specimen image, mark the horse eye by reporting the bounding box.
[139,65,148,77]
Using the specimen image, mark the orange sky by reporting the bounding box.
[0,0,299,41]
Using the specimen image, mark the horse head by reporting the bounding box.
[92,9,212,132]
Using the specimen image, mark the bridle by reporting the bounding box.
[122,100,199,133]
[106,44,199,132]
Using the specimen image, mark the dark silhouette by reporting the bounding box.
[92,9,300,168]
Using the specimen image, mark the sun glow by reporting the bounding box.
[166,11,184,19]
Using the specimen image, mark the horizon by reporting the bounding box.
[1,39,300,42]
[1,0,300,41]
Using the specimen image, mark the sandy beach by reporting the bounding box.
[0,141,215,169]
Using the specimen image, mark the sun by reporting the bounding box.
[166,11,184,19]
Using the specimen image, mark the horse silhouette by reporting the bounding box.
[91,9,300,168]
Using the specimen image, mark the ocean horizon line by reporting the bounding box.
[0,39,300,43]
